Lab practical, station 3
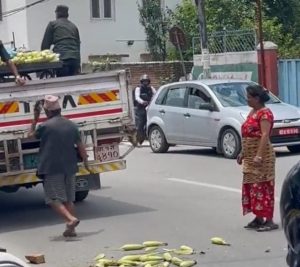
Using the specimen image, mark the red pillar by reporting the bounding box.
[257,42,279,96]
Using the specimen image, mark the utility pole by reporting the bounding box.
[195,0,210,79]
[256,0,266,87]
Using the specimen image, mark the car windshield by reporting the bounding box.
[209,82,281,107]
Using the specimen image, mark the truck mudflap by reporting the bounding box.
[0,159,126,188]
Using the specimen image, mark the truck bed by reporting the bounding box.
[0,70,135,140]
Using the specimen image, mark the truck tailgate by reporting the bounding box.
[0,70,134,139]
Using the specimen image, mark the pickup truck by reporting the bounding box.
[0,70,136,201]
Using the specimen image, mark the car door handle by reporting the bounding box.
[159,109,166,114]
[184,113,191,118]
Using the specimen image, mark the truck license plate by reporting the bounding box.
[95,143,119,162]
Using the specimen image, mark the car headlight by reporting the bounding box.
[240,112,248,120]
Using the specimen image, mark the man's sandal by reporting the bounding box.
[63,228,77,237]
[63,219,80,237]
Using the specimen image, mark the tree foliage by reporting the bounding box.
[137,0,170,61]
[138,0,300,60]
[168,0,300,59]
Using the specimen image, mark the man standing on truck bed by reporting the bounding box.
[0,41,25,85]
[29,95,89,237]
[41,5,81,77]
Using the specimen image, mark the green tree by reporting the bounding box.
[138,0,170,61]
[168,0,198,60]
[263,0,300,39]
[169,0,300,59]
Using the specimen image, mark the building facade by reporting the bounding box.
[0,0,180,62]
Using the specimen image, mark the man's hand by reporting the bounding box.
[33,101,42,121]
[84,160,93,174]
[15,75,25,86]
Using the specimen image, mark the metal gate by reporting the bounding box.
[279,60,300,106]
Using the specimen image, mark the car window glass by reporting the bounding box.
[164,87,186,107]
[155,87,168,105]
[187,88,210,109]
[209,82,280,107]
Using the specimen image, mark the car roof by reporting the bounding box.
[162,79,254,87]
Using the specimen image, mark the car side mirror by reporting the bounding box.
[199,103,214,111]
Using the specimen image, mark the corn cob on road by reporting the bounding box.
[0,144,295,267]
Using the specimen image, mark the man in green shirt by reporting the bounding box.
[41,5,81,77]
[29,95,90,237]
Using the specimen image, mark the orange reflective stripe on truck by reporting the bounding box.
[78,90,119,105]
[0,101,19,114]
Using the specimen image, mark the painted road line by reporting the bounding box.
[168,178,241,193]
[168,178,280,201]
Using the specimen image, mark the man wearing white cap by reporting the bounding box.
[29,95,89,237]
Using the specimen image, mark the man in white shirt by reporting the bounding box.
[134,74,156,145]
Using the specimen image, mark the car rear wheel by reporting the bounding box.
[221,128,241,159]
[149,126,169,153]
[287,145,300,153]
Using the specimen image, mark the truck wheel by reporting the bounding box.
[221,128,241,159]
[75,190,89,202]
[149,126,169,153]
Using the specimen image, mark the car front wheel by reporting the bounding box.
[220,128,241,159]
[149,126,169,153]
[287,145,300,153]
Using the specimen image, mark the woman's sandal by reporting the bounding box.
[244,218,265,229]
[256,222,279,232]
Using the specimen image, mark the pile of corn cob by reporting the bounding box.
[94,241,197,267]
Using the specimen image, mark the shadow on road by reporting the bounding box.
[157,147,298,159]
[49,230,104,242]
[0,188,155,234]
[165,148,223,158]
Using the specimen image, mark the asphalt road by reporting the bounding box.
[0,144,299,267]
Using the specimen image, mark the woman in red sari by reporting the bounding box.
[237,84,278,231]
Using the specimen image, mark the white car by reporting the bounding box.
[0,252,29,267]
[147,80,300,158]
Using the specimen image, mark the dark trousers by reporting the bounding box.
[287,246,300,267]
[56,59,80,77]
[135,107,147,142]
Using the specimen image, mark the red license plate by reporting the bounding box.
[277,128,300,136]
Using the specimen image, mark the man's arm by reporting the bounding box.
[76,27,81,50]
[41,22,54,50]
[135,87,145,105]
[77,141,92,173]
[7,60,25,85]
[0,42,25,85]
[28,101,42,138]
[151,86,157,95]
